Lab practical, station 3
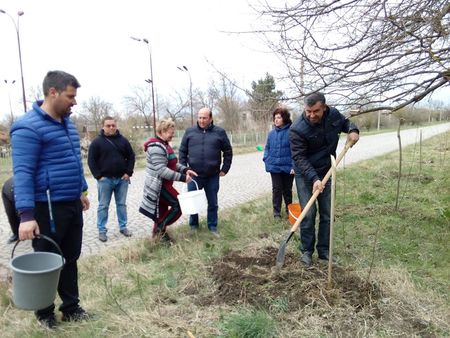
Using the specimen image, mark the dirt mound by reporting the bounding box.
[197,246,382,312]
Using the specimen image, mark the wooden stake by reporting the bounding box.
[328,155,337,289]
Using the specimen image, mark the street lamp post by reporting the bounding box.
[130,36,157,136]
[4,79,16,122]
[177,65,194,126]
[0,9,27,112]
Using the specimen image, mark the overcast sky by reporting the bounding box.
[1,1,448,122]
[1,0,283,120]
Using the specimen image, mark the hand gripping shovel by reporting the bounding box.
[275,142,351,269]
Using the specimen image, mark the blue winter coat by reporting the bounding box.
[10,101,88,211]
[263,123,293,173]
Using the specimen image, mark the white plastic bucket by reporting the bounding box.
[178,179,208,215]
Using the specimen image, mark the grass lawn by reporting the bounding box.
[0,132,448,337]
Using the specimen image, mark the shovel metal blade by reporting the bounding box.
[275,231,295,268]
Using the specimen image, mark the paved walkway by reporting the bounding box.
[1,123,449,278]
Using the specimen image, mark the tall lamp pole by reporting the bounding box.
[130,36,157,136]
[0,9,27,112]
[177,65,193,126]
[4,79,16,122]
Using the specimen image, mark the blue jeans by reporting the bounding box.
[295,173,331,255]
[96,177,129,233]
[188,175,219,231]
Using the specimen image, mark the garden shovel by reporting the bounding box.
[275,142,351,269]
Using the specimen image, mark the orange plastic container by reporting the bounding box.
[288,203,302,225]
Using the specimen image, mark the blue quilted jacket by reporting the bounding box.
[263,123,293,173]
[10,101,88,211]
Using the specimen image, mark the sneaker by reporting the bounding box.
[98,232,107,242]
[318,252,337,264]
[120,228,132,237]
[37,314,57,329]
[61,307,92,322]
[6,234,18,244]
[210,230,221,238]
[274,214,282,220]
[300,252,313,267]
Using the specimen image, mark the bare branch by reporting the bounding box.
[254,0,450,114]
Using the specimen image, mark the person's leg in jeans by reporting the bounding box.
[295,173,317,254]
[33,200,83,319]
[270,173,283,217]
[281,172,294,215]
[203,175,220,231]
[114,178,129,231]
[316,181,331,257]
[97,178,114,234]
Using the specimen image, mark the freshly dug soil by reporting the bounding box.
[195,246,382,312]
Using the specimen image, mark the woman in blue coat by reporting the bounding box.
[263,106,294,219]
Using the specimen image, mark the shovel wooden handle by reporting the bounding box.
[288,142,351,233]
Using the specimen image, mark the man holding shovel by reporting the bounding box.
[290,92,359,267]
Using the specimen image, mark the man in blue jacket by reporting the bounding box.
[179,107,233,237]
[290,92,359,267]
[11,70,90,328]
[88,116,135,242]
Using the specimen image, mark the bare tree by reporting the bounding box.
[256,0,450,115]
[211,76,244,131]
[160,91,190,123]
[27,85,43,104]
[123,86,152,128]
[197,81,220,112]
[78,96,113,133]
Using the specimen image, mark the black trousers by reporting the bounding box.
[270,172,294,216]
[33,199,83,318]
[154,185,181,234]
[1,190,19,236]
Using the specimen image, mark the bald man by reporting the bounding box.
[179,108,233,237]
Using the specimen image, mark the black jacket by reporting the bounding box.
[289,106,359,182]
[179,122,233,177]
[2,176,14,202]
[88,130,135,179]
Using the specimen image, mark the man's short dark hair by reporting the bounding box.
[304,92,326,106]
[43,71,81,96]
[102,116,116,125]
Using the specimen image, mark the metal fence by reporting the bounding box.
[0,130,270,175]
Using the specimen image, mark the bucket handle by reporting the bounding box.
[288,208,298,221]
[11,234,65,266]
[183,178,200,192]
[288,205,300,220]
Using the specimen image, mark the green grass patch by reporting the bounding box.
[218,308,278,338]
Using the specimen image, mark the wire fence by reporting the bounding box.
[0,130,271,176]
